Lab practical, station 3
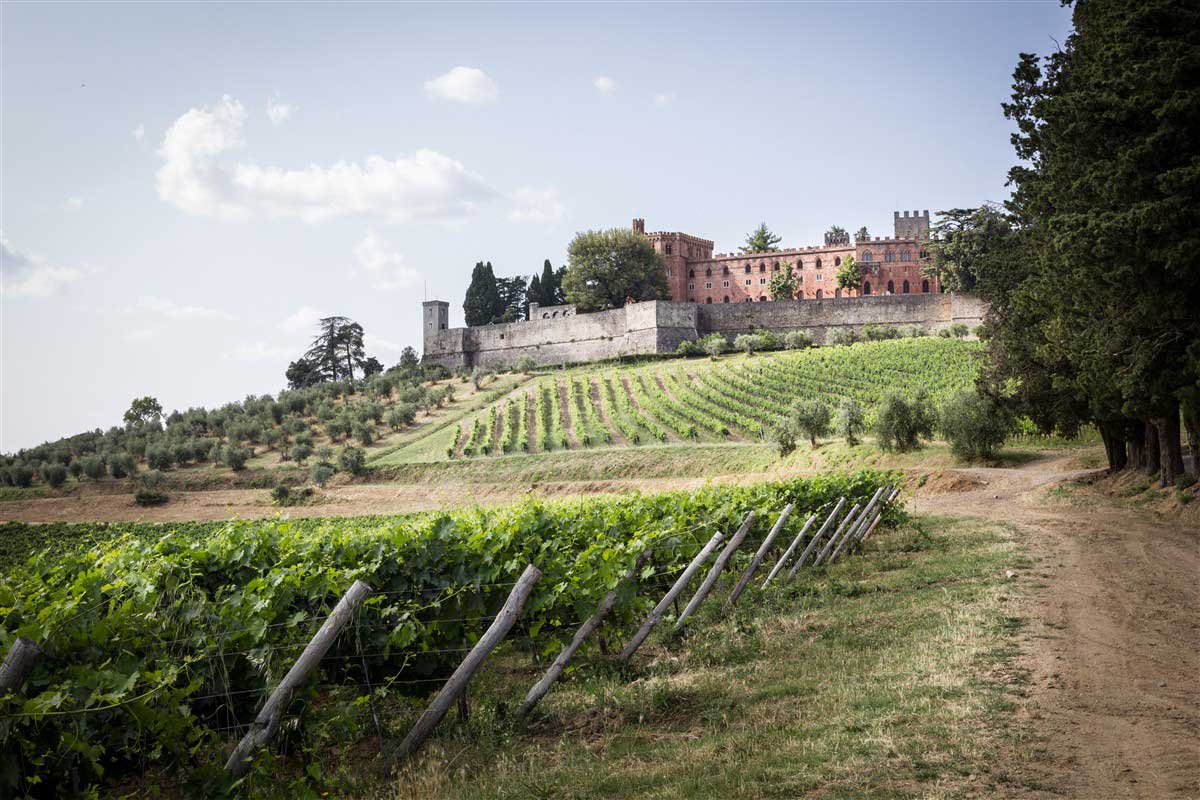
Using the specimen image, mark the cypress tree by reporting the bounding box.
[463,261,503,326]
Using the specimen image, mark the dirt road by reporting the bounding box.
[915,456,1199,799]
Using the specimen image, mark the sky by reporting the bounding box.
[0,1,1074,452]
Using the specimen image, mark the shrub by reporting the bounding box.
[835,397,865,445]
[757,330,782,351]
[81,455,106,480]
[790,399,832,447]
[471,367,492,389]
[422,363,451,381]
[828,328,859,346]
[516,355,537,372]
[699,332,728,357]
[771,417,797,457]
[224,446,251,472]
[310,463,336,487]
[146,445,173,471]
[41,463,68,489]
[133,471,168,506]
[784,330,814,350]
[733,333,762,355]
[938,390,1013,461]
[271,483,297,506]
[339,446,367,476]
[12,464,34,488]
[863,323,900,341]
[675,340,703,357]
[874,391,935,452]
[290,443,313,465]
[353,423,374,446]
[387,403,417,430]
[938,328,952,338]
[950,323,969,339]
[109,453,134,479]
[172,442,193,466]
[68,461,84,481]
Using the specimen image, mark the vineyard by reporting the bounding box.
[0,471,897,795]
[381,338,981,464]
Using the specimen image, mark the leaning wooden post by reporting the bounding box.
[760,511,817,589]
[814,503,861,566]
[0,637,44,694]
[777,499,845,586]
[226,580,373,779]
[618,532,724,662]
[853,484,895,544]
[829,487,886,564]
[725,505,793,609]
[520,551,650,716]
[861,514,884,542]
[396,564,541,760]
[673,511,757,632]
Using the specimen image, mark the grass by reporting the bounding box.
[224,514,1031,799]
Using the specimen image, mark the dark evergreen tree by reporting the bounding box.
[495,276,528,322]
[463,261,503,326]
[285,357,323,390]
[527,273,542,316]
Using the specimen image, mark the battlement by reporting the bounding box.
[893,210,931,239]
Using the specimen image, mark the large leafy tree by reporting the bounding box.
[835,255,861,293]
[123,396,163,428]
[740,223,782,253]
[303,316,370,388]
[767,262,798,300]
[925,206,1016,293]
[989,0,1200,483]
[285,358,323,390]
[463,261,503,326]
[561,228,669,312]
[495,276,528,322]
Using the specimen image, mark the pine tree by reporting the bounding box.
[740,223,782,253]
[463,261,503,326]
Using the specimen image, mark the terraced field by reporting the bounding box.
[372,338,982,465]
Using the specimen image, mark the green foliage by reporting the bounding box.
[133,470,168,506]
[290,442,314,465]
[829,328,859,346]
[338,446,366,476]
[464,261,504,326]
[790,398,832,447]
[224,446,251,471]
[12,464,34,488]
[146,445,173,471]
[123,396,163,428]
[699,332,727,357]
[740,222,782,253]
[784,330,813,350]
[938,390,1014,461]
[767,263,797,300]
[949,323,969,339]
[874,391,935,452]
[562,228,669,312]
[835,397,866,445]
[772,417,797,456]
[109,453,134,479]
[516,355,537,372]
[835,255,861,292]
[40,462,68,488]
[310,462,336,487]
[81,455,105,480]
[862,323,900,341]
[0,472,892,796]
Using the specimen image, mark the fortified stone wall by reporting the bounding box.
[422,294,986,370]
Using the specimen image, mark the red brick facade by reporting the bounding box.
[636,211,940,305]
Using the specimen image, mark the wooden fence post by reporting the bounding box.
[618,532,724,662]
[673,512,757,632]
[814,503,861,566]
[226,580,373,779]
[861,514,884,542]
[0,637,43,693]
[520,551,650,716]
[829,487,886,564]
[725,505,793,609]
[777,499,846,586]
[396,564,541,760]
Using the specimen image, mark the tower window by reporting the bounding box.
[723,296,730,303]
[665,243,672,255]
[834,257,841,266]
[900,251,911,262]
[744,265,751,273]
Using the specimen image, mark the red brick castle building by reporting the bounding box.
[635,210,939,304]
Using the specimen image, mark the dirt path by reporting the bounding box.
[555,379,580,449]
[915,456,1199,798]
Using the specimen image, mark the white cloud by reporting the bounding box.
[654,92,676,106]
[64,197,84,212]
[132,295,234,321]
[0,234,87,298]
[593,76,617,95]
[508,187,564,224]
[424,66,498,104]
[230,341,293,362]
[365,334,403,354]
[266,95,293,126]
[353,232,419,290]
[133,123,145,142]
[280,305,327,335]
[156,96,496,223]
[123,328,157,342]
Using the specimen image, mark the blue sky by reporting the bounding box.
[1,1,1073,451]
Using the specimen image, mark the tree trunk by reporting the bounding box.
[1145,420,1161,477]
[1099,422,1127,473]
[1128,420,1146,472]
[1184,415,1200,477]
[1154,405,1185,488]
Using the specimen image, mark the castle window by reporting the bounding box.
[834,257,841,266]
[665,243,672,255]
[744,297,752,303]
[688,283,695,290]
[706,297,713,304]
[900,251,911,262]
[815,258,822,269]
[722,266,730,275]
[863,281,872,295]
[759,277,767,285]
[902,279,910,293]
[887,280,895,293]
[744,265,751,273]
[441,323,446,329]
[705,268,712,277]
[688,269,695,278]
[772,263,779,272]
[666,267,672,277]
[885,251,896,262]
[816,273,822,281]
[862,251,873,262]
[922,279,930,293]
[745,279,752,286]
[723,296,730,303]
[815,289,823,300]
[499,333,505,339]
[760,295,766,302]
[759,264,766,272]
[919,249,929,259]
[722,280,730,288]
[705,281,712,289]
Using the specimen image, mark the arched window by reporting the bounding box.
[723,296,730,303]
[921,279,930,293]
[885,251,895,262]
[834,257,841,266]
[705,267,712,277]
[759,295,766,302]
[759,264,766,273]
[743,297,752,303]
[863,281,872,295]
[862,251,873,262]
[815,258,822,269]
[665,243,672,255]
[815,289,823,300]
[744,264,751,273]
[901,251,911,262]
[919,249,929,260]
[552,311,559,318]
[772,263,780,271]
[705,297,713,304]
[887,280,895,293]
[722,266,730,275]
[902,279,910,293]
[688,269,695,278]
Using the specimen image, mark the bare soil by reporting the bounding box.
[915,456,1200,798]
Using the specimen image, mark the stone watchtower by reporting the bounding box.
[894,210,931,239]
[422,300,449,350]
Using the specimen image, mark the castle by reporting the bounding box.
[422,210,978,370]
